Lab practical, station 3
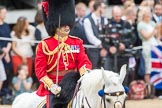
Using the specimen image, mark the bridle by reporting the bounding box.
[78,85,125,108]
[71,78,126,108]
[101,85,125,108]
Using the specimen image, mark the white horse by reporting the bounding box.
[12,91,45,108]
[12,65,127,108]
[71,65,127,108]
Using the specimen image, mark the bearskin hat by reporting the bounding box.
[42,0,75,36]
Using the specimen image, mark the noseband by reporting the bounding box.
[100,85,125,108]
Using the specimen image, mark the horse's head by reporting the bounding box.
[100,64,127,108]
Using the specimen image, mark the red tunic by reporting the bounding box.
[35,35,92,96]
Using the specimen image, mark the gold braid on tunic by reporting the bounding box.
[41,35,74,72]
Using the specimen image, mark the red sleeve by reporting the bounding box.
[77,40,92,70]
[35,42,48,81]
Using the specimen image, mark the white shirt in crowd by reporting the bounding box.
[152,13,162,24]
[83,13,108,46]
[10,25,35,57]
[36,24,48,39]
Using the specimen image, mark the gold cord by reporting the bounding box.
[41,37,75,72]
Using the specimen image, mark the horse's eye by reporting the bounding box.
[106,98,110,103]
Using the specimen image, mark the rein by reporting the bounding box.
[70,78,92,108]
[84,96,91,108]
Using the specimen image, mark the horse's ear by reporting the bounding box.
[119,64,127,83]
[101,67,109,84]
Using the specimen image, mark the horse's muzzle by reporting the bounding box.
[114,101,122,108]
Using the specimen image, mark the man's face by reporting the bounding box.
[99,3,106,15]
[113,11,122,22]
[89,1,95,12]
[57,25,70,36]
[61,26,70,32]
[154,4,162,16]
[78,7,87,18]
[0,8,7,21]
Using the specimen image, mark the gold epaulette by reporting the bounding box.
[35,39,46,55]
[35,36,50,54]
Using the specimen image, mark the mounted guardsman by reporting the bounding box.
[35,0,92,108]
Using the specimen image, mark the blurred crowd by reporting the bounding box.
[0,0,162,103]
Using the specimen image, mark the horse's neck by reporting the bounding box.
[79,70,105,108]
[81,69,105,89]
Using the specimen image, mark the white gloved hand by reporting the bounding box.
[50,84,61,95]
[81,70,90,77]
[78,70,90,83]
